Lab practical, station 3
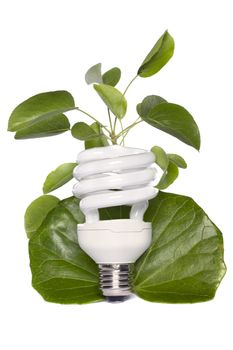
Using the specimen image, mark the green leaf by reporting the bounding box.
[141,102,201,150]
[14,114,70,139]
[156,161,179,189]
[43,163,77,194]
[24,195,59,238]
[85,63,103,85]
[134,191,226,303]
[151,145,168,170]
[29,196,103,304]
[94,84,127,119]
[137,95,167,117]
[138,30,175,78]
[85,122,109,149]
[167,153,187,168]
[28,193,225,303]
[71,122,98,140]
[102,67,121,86]
[8,91,75,131]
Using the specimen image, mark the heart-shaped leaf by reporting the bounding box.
[29,196,103,304]
[8,91,75,132]
[137,95,167,117]
[84,122,109,149]
[27,193,225,304]
[133,191,226,303]
[71,122,98,140]
[102,67,121,86]
[138,30,175,78]
[94,84,127,119]
[43,163,77,194]
[141,102,201,150]
[14,114,70,139]
[85,63,103,85]
[24,195,59,238]
[167,153,187,168]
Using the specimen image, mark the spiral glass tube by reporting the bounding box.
[73,145,158,301]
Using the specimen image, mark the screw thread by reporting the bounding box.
[99,264,132,302]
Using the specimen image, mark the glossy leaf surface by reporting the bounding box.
[94,84,127,119]
[24,195,59,238]
[85,63,103,84]
[138,31,174,77]
[141,102,201,150]
[8,91,75,131]
[29,197,103,304]
[102,67,121,86]
[71,122,98,140]
[133,191,226,303]
[84,122,109,149]
[137,95,167,117]
[168,153,187,168]
[14,114,70,139]
[28,194,225,304]
[43,163,77,194]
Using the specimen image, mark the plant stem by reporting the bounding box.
[75,107,111,135]
[123,75,138,95]
[116,119,142,138]
[119,118,125,146]
[107,108,113,133]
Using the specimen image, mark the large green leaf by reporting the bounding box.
[102,67,121,86]
[14,114,70,139]
[28,193,225,304]
[94,84,127,119]
[25,195,60,238]
[85,63,103,84]
[133,192,226,303]
[84,122,109,149]
[138,30,175,78]
[29,197,103,304]
[8,91,75,131]
[43,163,77,194]
[141,102,201,150]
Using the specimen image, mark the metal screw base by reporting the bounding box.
[99,264,132,302]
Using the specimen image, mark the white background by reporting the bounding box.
[1,0,232,349]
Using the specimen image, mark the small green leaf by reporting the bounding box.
[14,114,70,139]
[151,145,168,170]
[29,196,103,304]
[138,30,175,78]
[102,67,121,86]
[85,122,109,149]
[168,153,187,168]
[134,191,226,303]
[71,122,98,140]
[94,84,127,119]
[137,95,167,118]
[8,91,75,131]
[24,195,59,238]
[156,161,179,189]
[85,63,103,85]
[43,163,77,194]
[141,102,201,150]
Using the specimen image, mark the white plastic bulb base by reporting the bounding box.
[78,219,152,301]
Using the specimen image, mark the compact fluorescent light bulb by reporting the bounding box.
[73,145,159,301]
